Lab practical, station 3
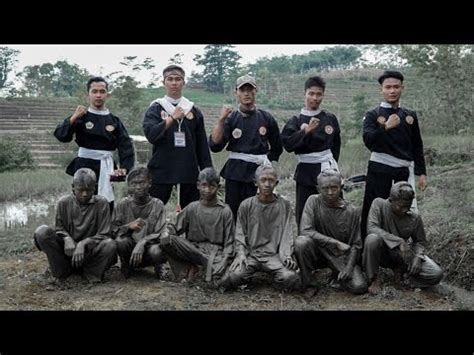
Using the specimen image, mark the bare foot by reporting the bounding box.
[368,276,382,295]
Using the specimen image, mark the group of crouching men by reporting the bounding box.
[33,163,443,298]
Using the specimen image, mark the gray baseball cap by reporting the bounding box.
[236,74,257,89]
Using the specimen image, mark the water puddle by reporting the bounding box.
[0,197,57,231]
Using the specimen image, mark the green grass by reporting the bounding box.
[0,169,72,202]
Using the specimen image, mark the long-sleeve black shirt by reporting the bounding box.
[281,110,341,186]
[209,109,283,183]
[143,102,212,184]
[362,105,426,175]
[54,111,135,174]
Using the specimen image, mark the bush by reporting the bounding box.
[0,137,35,172]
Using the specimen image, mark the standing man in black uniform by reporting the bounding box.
[209,74,283,220]
[143,65,212,210]
[361,70,427,239]
[54,76,135,210]
[281,76,341,231]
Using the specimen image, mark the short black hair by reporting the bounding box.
[197,167,220,185]
[127,167,151,184]
[163,64,185,78]
[87,76,109,91]
[305,76,326,92]
[378,70,404,85]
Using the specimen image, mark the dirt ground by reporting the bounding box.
[0,250,472,311]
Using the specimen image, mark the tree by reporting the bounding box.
[19,60,90,97]
[0,47,20,91]
[168,53,184,65]
[399,45,473,134]
[194,45,241,93]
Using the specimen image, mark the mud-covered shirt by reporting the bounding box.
[55,194,111,246]
[281,110,341,186]
[209,109,283,183]
[235,195,295,261]
[367,198,426,255]
[173,200,235,258]
[111,196,166,244]
[300,194,362,258]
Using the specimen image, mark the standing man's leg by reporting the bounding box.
[295,184,318,233]
[361,166,393,240]
[179,183,200,210]
[225,179,257,221]
[149,183,173,205]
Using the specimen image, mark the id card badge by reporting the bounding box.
[174,131,186,147]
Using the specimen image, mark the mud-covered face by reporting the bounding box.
[197,180,219,202]
[88,81,109,110]
[390,198,412,216]
[256,171,278,197]
[128,175,151,199]
[73,183,95,204]
[318,176,342,205]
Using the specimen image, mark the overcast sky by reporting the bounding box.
[4,44,334,86]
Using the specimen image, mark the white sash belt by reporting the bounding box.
[229,152,272,167]
[296,149,339,172]
[78,147,114,202]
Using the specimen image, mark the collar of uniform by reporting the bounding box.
[301,108,322,116]
[88,107,110,115]
[164,95,181,105]
[380,101,400,109]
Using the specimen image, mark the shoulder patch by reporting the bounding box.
[324,125,334,135]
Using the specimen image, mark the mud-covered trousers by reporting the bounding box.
[34,225,117,282]
[363,233,443,288]
[222,254,301,291]
[294,235,368,294]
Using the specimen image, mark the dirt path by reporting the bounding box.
[0,251,470,311]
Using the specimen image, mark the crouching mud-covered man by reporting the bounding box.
[160,167,235,287]
[222,165,300,291]
[363,181,443,294]
[33,168,117,283]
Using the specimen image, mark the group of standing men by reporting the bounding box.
[34,65,443,297]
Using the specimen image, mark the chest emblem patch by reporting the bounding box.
[232,128,242,139]
[324,125,334,135]
[85,121,94,130]
[405,115,414,125]
[259,126,267,136]
[105,124,115,132]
